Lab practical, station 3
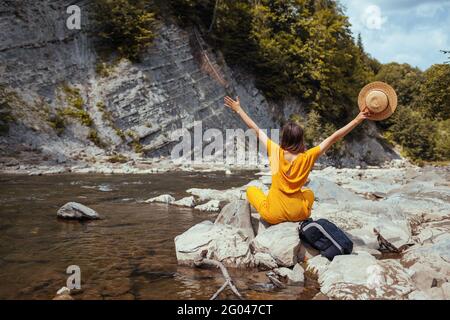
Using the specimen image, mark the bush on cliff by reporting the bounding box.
[94,0,156,61]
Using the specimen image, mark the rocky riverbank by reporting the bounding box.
[172,164,450,300]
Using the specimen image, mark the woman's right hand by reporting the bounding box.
[224,96,241,113]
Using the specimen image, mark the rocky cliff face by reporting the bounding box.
[0,0,399,170]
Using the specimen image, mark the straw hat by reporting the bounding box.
[358,81,397,121]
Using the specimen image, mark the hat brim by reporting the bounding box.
[358,81,398,121]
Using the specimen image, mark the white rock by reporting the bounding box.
[251,222,301,267]
[409,263,446,291]
[174,221,254,267]
[57,202,99,220]
[187,188,242,203]
[56,286,71,295]
[254,252,278,270]
[250,214,271,236]
[186,179,268,204]
[442,282,450,299]
[173,196,196,208]
[215,201,254,239]
[408,290,431,300]
[318,252,416,299]
[274,264,305,286]
[306,255,330,277]
[145,194,175,204]
[195,199,221,212]
[402,238,450,281]
[409,287,447,300]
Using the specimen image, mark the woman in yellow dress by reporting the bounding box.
[224,96,373,225]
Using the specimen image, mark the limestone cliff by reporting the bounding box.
[0,0,399,170]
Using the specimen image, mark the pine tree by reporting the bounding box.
[357,33,364,53]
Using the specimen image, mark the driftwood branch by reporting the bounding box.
[194,250,243,300]
[373,228,410,253]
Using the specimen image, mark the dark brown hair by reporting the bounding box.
[280,121,305,154]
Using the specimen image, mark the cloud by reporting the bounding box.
[339,0,450,69]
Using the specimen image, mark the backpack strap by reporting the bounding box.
[299,218,313,231]
[301,222,344,254]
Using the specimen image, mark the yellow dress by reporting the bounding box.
[246,139,321,224]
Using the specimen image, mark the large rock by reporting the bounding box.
[215,200,255,240]
[174,221,254,267]
[251,222,301,267]
[250,213,271,236]
[318,252,416,299]
[401,215,450,294]
[57,202,99,220]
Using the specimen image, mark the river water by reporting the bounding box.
[0,171,319,300]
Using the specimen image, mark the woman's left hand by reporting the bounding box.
[355,110,373,122]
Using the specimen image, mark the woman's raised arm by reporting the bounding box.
[224,96,269,149]
[318,110,373,156]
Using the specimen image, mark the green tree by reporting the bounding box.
[94,0,156,61]
[434,119,450,160]
[417,64,450,120]
[386,108,437,161]
[375,62,423,107]
[374,63,423,131]
[249,0,372,124]
[357,33,364,52]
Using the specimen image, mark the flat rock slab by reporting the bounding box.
[57,202,99,220]
[174,221,254,268]
[318,252,415,299]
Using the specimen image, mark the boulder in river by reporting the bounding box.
[250,222,301,268]
[174,220,255,267]
[274,263,305,286]
[57,202,99,220]
[215,200,254,240]
[194,199,221,212]
[173,196,196,208]
[144,194,175,204]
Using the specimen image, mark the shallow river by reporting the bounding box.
[0,172,318,300]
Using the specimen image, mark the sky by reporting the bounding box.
[339,0,450,70]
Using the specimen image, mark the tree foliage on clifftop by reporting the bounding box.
[172,0,376,128]
[93,0,156,61]
[376,63,450,162]
[168,0,449,162]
